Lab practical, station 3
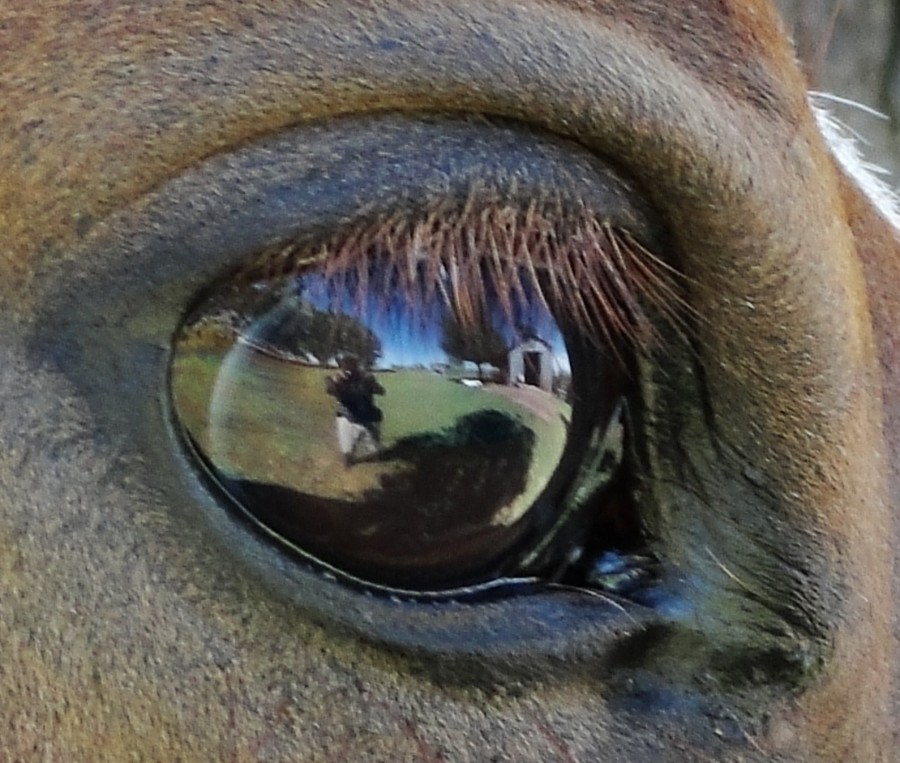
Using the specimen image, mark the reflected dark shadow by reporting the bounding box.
[215,409,536,587]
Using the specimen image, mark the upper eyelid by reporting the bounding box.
[44,114,664,318]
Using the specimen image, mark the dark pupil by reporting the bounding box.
[172,258,631,591]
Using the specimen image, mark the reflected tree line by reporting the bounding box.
[241,285,533,378]
[440,315,509,380]
[257,297,384,369]
[189,270,574,404]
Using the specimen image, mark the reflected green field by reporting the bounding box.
[172,346,570,523]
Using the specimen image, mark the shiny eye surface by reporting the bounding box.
[174,259,576,588]
[170,190,674,595]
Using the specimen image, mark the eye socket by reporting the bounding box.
[30,106,861,672]
[170,191,678,596]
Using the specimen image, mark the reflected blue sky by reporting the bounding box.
[294,269,571,373]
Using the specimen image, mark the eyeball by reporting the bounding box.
[171,199,672,595]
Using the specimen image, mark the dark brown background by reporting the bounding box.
[780,0,900,178]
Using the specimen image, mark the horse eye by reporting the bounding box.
[171,203,672,597]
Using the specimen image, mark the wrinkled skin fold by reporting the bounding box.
[2,2,899,761]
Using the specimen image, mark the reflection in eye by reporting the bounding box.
[170,197,680,596]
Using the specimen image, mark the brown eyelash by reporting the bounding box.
[223,187,691,353]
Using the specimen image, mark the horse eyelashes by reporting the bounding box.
[230,189,686,352]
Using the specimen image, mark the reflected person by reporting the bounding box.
[325,354,385,466]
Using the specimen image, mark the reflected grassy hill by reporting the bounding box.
[172,346,569,522]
